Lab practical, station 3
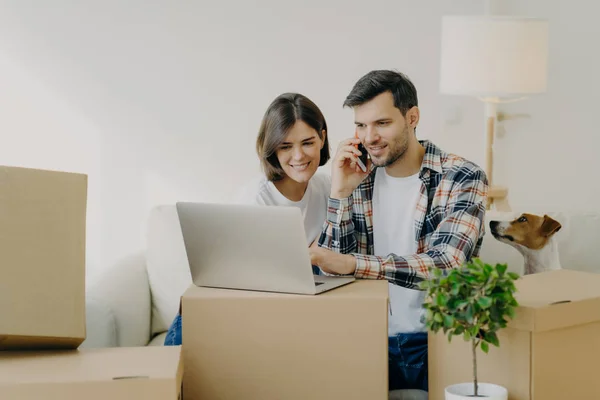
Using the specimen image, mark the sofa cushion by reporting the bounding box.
[148,332,168,347]
[146,205,193,336]
[80,295,118,348]
[85,252,151,347]
[480,210,600,275]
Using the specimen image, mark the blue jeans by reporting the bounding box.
[164,313,182,346]
[388,332,428,392]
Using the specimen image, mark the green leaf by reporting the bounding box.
[436,294,449,307]
[443,314,454,328]
[470,325,480,338]
[426,308,434,321]
[507,272,520,280]
[464,330,471,341]
[484,263,493,275]
[481,341,489,353]
[434,312,443,323]
[477,296,493,309]
[450,283,461,295]
[496,264,508,276]
[465,304,474,324]
[506,307,516,319]
[455,300,469,310]
[484,331,500,347]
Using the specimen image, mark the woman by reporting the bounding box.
[164,92,331,346]
[236,92,331,246]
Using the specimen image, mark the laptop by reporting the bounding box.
[175,201,355,295]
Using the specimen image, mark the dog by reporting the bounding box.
[489,213,562,275]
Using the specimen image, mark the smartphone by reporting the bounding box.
[354,133,368,173]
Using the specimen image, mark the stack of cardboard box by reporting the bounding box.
[0,166,183,399]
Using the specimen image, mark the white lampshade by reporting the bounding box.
[439,16,549,98]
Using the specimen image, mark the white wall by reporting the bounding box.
[488,0,600,212]
[0,1,594,277]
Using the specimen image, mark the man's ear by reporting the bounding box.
[406,106,419,129]
[540,215,561,237]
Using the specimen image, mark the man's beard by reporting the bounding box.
[370,126,410,168]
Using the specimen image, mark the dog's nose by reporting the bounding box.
[489,221,498,230]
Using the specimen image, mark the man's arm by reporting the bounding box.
[353,167,488,289]
[317,195,357,254]
[316,136,370,255]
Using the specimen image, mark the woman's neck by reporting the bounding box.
[273,177,308,202]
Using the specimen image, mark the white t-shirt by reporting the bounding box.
[235,171,331,245]
[372,168,425,335]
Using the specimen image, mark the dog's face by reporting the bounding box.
[489,213,562,251]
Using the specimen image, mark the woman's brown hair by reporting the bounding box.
[256,93,330,181]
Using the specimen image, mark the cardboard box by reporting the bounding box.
[182,280,389,400]
[0,345,183,399]
[0,166,87,350]
[428,269,600,400]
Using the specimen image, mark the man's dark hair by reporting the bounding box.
[256,93,330,181]
[343,70,418,116]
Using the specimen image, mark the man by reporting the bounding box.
[309,70,488,392]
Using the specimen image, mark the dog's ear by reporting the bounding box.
[540,215,561,237]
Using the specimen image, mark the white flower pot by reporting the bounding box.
[445,382,508,399]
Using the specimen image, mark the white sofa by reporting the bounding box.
[82,205,192,348]
[81,206,600,349]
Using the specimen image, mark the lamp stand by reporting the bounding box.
[484,101,511,211]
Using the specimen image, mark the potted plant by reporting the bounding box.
[419,258,520,399]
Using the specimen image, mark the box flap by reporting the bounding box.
[182,280,388,300]
[0,335,83,350]
[509,270,600,332]
[0,346,183,400]
[0,346,183,384]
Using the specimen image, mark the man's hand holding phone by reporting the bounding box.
[330,135,371,200]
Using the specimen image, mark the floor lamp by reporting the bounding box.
[439,15,549,211]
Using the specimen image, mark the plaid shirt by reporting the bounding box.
[317,140,488,289]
